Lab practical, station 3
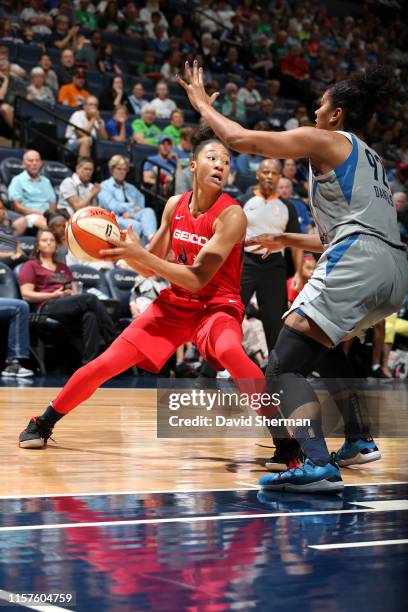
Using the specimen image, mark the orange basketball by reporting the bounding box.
[66,207,121,262]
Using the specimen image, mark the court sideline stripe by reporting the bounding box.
[0,481,406,500]
[0,506,407,532]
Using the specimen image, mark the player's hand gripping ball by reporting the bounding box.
[66,207,121,262]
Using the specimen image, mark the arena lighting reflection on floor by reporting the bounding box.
[0,484,406,611]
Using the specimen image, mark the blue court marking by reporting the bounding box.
[0,484,406,611]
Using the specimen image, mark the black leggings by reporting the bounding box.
[241,261,287,352]
[40,294,117,363]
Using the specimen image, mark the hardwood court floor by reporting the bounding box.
[0,387,407,497]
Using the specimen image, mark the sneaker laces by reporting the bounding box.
[29,417,56,444]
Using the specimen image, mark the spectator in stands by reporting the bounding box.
[19,229,117,364]
[200,33,213,57]
[129,274,169,319]
[137,51,161,81]
[65,95,108,157]
[207,39,224,75]
[150,81,176,120]
[140,0,169,34]
[223,46,248,80]
[282,158,308,199]
[99,76,126,111]
[0,1,20,28]
[394,192,408,243]
[58,67,91,108]
[163,109,184,146]
[270,29,289,60]
[280,43,311,97]
[75,0,97,30]
[27,67,55,107]
[98,1,124,32]
[56,48,77,87]
[250,33,274,79]
[196,0,219,34]
[173,127,193,170]
[0,45,25,80]
[0,297,34,378]
[58,157,100,216]
[38,54,58,93]
[106,105,133,142]
[160,51,182,83]
[0,61,27,128]
[236,151,263,176]
[146,24,170,58]
[238,76,262,110]
[98,155,157,243]
[0,201,28,268]
[143,135,177,196]
[131,105,161,145]
[146,10,169,39]
[21,0,53,36]
[217,82,246,123]
[390,163,408,195]
[278,177,314,234]
[126,82,149,118]
[287,255,316,306]
[241,158,303,350]
[373,128,400,169]
[249,98,283,130]
[121,2,146,38]
[46,210,68,263]
[8,150,56,231]
[47,15,79,50]
[267,79,287,111]
[97,43,122,75]
[50,0,74,25]
[75,30,103,70]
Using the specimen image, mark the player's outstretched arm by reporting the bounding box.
[246,232,324,257]
[177,61,345,166]
[101,205,246,292]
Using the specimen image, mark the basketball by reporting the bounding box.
[65,207,121,262]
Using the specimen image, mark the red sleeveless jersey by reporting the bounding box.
[169,191,243,301]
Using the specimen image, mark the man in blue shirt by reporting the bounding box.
[278,177,314,234]
[8,150,56,230]
[98,155,157,244]
[143,135,177,197]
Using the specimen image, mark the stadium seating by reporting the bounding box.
[104,268,138,329]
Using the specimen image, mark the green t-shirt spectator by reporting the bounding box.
[137,62,161,77]
[75,9,97,30]
[163,124,181,146]
[131,118,162,145]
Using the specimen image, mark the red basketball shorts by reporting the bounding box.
[120,288,244,372]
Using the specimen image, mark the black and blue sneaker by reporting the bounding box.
[335,438,381,467]
[259,454,343,494]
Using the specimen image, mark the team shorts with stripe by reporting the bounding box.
[120,288,244,372]
[285,234,408,346]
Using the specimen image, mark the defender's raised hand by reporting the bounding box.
[177,60,219,112]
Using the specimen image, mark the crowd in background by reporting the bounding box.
[0,0,407,379]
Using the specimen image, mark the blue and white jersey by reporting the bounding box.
[309,131,404,249]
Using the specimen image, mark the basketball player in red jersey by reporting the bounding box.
[19,126,267,448]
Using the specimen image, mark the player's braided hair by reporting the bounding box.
[191,124,229,160]
[328,66,397,132]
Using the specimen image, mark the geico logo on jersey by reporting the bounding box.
[173,229,208,246]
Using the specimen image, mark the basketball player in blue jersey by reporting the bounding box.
[179,63,408,492]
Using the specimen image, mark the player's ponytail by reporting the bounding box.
[191,123,229,159]
[328,66,397,132]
